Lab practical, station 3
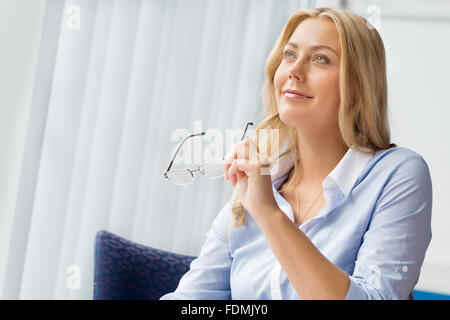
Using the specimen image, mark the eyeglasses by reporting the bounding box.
[164,122,254,185]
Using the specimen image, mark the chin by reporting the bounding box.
[279,113,300,128]
[278,104,302,127]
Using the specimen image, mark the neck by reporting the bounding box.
[295,126,349,185]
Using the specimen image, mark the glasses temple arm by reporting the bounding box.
[240,122,254,141]
[220,122,254,161]
[164,132,205,177]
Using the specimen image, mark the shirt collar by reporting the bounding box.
[270,145,373,197]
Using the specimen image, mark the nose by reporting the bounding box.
[288,58,306,81]
[289,72,302,81]
[288,66,304,81]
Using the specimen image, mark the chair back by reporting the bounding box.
[94,230,196,299]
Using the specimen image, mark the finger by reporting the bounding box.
[224,142,251,180]
[242,137,259,156]
[223,147,236,180]
[234,142,261,166]
[232,159,256,181]
[228,160,239,186]
[228,159,249,186]
[240,138,270,167]
[246,140,268,166]
[224,138,259,180]
[236,171,246,183]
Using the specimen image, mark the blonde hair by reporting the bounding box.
[231,7,397,227]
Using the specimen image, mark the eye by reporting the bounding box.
[282,49,294,59]
[282,50,330,64]
[314,55,330,64]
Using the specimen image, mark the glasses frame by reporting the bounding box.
[163,122,254,184]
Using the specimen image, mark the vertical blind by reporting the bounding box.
[1,0,311,299]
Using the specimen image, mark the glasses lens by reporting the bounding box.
[200,163,224,179]
[166,170,194,185]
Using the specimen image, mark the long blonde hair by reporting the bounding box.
[231,7,397,227]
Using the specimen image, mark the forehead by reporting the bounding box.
[288,17,341,55]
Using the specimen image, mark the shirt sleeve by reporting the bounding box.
[159,200,234,300]
[344,155,433,300]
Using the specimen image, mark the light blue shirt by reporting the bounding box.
[160,146,432,300]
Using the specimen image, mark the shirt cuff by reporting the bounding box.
[344,277,368,300]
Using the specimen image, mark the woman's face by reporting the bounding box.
[274,17,341,133]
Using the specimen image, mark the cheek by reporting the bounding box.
[273,70,282,97]
[315,72,340,102]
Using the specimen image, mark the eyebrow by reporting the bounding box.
[284,42,340,57]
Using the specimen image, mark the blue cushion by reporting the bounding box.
[413,289,450,300]
[93,230,196,300]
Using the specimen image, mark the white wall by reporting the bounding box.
[382,18,450,294]
[0,0,47,296]
[347,0,450,294]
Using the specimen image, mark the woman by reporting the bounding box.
[160,7,432,300]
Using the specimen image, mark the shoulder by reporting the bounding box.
[359,146,432,203]
[354,146,432,202]
[362,146,430,180]
[373,146,426,164]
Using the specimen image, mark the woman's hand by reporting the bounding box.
[224,138,280,221]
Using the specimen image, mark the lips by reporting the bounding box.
[282,88,313,98]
